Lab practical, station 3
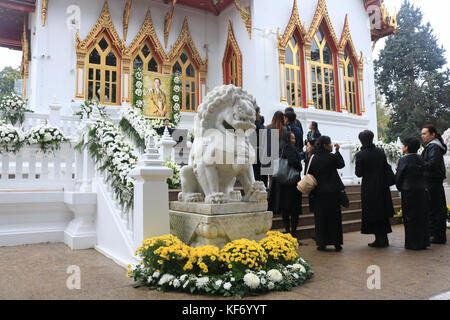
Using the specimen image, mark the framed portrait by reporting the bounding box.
[142,72,172,119]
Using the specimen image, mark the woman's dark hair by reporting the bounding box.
[260,116,265,126]
[164,118,170,123]
[285,111,296,124]
[269,111,285,133]
[422,124,447,151]
[358,130,374,147]
[285,107,295,114]
[311,121,318,130]
[402,136,421,153]
[315,135,332,152]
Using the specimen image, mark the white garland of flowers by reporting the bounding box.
[352,140,404,165]
[0,121,26,153]
[0,92,32,125]
[27,122,69,154]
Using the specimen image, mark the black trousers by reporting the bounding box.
[426,179,447,242]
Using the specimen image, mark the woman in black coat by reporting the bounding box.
[396,137,430,250]
[421,124,448,244]
[276,132,303,238]
[308,136,345,251]
[355,130,395,248]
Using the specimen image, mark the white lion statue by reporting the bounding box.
[178,85,267,204]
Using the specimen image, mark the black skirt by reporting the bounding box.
[268,179,302,216]
[313,192,343,246]
[361,218,392,235]
[402,189,430,250]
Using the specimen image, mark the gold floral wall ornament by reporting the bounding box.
[164,0,177,49]
[338,15,358,63]
[222,20,242,87]
[41,0,48,26]
[167,17,207,72]
[277,0,307,62]
[123,0,132,42]
[234,0,252,40]
[21,20,29,98]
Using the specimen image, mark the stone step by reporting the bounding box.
[272,216,404,240]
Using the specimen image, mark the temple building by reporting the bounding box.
[1,0,397,141]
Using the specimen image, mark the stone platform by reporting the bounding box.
[169,201,272,248]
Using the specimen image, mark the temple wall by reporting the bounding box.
[26,0,378,143]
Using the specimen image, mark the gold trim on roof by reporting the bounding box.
[123,0,132,42]
[222,20,242,87]
[306,0,339,48]
[41,0,48,26]
[21,20,28,98]
[277,0,307,63]
[168,17,207,73]
[338,15,358,61]
[164,0,177,48]
[76,1,126,55]
[234,0,252,40]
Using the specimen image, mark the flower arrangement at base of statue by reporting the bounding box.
[0,121,26,153]
[127,231,313,298]
[27,122,69,154]
[0,92,33,126]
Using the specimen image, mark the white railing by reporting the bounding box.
[22,113,49,133]
[0,143,80,191]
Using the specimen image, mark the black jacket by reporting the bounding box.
[308,150,345,195]
[422,139,447,181]
[281,143,303,172]
[306,130,321,142]
[355,145,395,220]
[395,154,426,192]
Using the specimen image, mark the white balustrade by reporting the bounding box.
[0,144,77,191]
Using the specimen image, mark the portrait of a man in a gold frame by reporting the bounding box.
[142,72,172,119]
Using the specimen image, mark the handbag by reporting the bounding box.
[340,189,350,208]
[272,148,301,186]
[297,154,318,195]
[385,162,396,187]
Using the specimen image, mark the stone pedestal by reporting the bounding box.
[169,201,273,248]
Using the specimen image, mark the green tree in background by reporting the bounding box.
[376,89,391,142]
[0,66,21,98]
[375,0,450,142]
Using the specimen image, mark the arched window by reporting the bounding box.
[223,21,242,87]
[172,51,198,112]
[310,27,336,111]
[343,49,357,114]
[225,50,239,86]
[285,36,303,107]
[86,34,121,105]
[132,42,160,73]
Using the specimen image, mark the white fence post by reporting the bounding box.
[130,136,173,247]
[340,136,358,186]
[48,97,62,127]
[158,127,176,161]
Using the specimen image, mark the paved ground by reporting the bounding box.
[1,225,449,300]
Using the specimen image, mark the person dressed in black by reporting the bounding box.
[275,132,303,239]
[308,136,345,251]
[253,107,268,186]
[421,124,448,244]
[355,130,395,248]
[156,118,174,136]
[285,107,304,139]
[396,137,430,250]
[284,111,304,152]
[306,121,321,144]
[303,139,316,216]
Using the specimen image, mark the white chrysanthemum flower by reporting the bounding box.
[135,81,143,89]
[215,280,223,287]
[152,271,160,278]
[173,85,181,93]
[267,269,283,283]
[243,273,260,289]
[172,279,181,288]
[174,77,181,84]
[158,274,175,286]
[172,95,179,102]
[223,282,232,290]
[268,282,275,290]
[196,277,209,288]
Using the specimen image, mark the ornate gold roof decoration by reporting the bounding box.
[222,20,242,86]
[364,0,398,42]
[164,0,177,48]
[76,1,126,55]
[277,0,307,63]
[338,15,359,62]
[168,17,208,73]
[234,0,252,40]
[41,0,48,26]
[123,0,132,42]
[21,20,28,78]
[125,9,168,62]
[306,0,339,49]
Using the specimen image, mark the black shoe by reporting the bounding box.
[335,245,342,252]
[430,237,447,244]
[317,246,327,251]
[368,240,379,248]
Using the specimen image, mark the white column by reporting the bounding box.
[339,136,357,185]
[130,136,173,247]
[64,192,97,250]
[158,127,177,161]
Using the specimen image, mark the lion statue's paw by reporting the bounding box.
[243,181,268,202]
[178,192,204,203]
[205,192,227,204]
[229,191,242,202]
